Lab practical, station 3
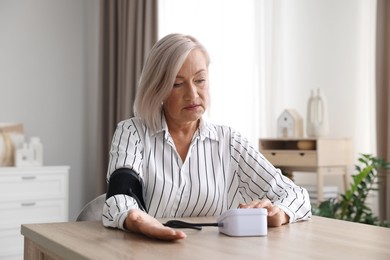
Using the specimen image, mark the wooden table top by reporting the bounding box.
[21,216,390,260]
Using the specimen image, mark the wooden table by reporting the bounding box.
[21,216,390,260]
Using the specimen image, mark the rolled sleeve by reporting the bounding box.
[102,194,139,230]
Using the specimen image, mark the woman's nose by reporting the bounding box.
[184,82,198,99]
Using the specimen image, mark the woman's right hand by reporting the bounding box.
[124,209,186,241]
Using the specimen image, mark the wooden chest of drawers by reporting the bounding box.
[259,138,352,203]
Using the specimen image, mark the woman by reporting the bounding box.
[102,33,311,240]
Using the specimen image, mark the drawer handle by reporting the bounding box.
[299,153,305,156]
[21,176,37,180]
[21,202,36,207]
[271,152,276,156]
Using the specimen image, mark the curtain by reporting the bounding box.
[97,0,158,194]
[376,0,390,221]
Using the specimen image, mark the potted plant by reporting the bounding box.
[312,153,390,227]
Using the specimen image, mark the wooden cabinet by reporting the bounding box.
[0,166,69,260]
[259,138,351,203]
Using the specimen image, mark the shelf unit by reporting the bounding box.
[259,138,352,203]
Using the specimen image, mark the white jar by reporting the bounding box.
[15,143,33,166]
[29,137,43,166]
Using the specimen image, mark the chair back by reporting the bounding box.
[76,194,106,221]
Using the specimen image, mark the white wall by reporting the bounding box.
[0,0,100,220]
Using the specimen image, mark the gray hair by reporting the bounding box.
[133,33,210,132]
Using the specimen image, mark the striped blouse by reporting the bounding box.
[102,115,311,230]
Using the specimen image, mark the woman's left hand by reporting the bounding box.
[239,199,290,227]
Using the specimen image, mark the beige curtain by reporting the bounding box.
[376,0,390,221]
[97,0,158,194]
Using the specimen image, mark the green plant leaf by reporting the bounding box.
[345,165,374,200]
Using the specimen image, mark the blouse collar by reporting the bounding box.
[152,113,218,142]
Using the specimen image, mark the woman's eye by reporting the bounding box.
[173,82,183,88]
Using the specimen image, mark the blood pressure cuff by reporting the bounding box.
[106,168,147,212]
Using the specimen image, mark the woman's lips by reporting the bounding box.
[184,104,200,110]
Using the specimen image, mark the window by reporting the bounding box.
[159,0,263,145]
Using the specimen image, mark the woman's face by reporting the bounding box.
[163,49,209,127]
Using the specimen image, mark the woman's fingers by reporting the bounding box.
[143,225,186,241]
[125,209,186,241]
[239,199,272,210]
[238,199,289,227]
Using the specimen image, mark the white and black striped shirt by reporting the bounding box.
[102,116,311,230]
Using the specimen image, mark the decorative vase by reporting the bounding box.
[306,89,329,137]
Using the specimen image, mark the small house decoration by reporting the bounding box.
[277,109,303,138]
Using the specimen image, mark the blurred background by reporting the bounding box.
[0,0,384,221]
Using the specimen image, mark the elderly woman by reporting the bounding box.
[102,33,311,240]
